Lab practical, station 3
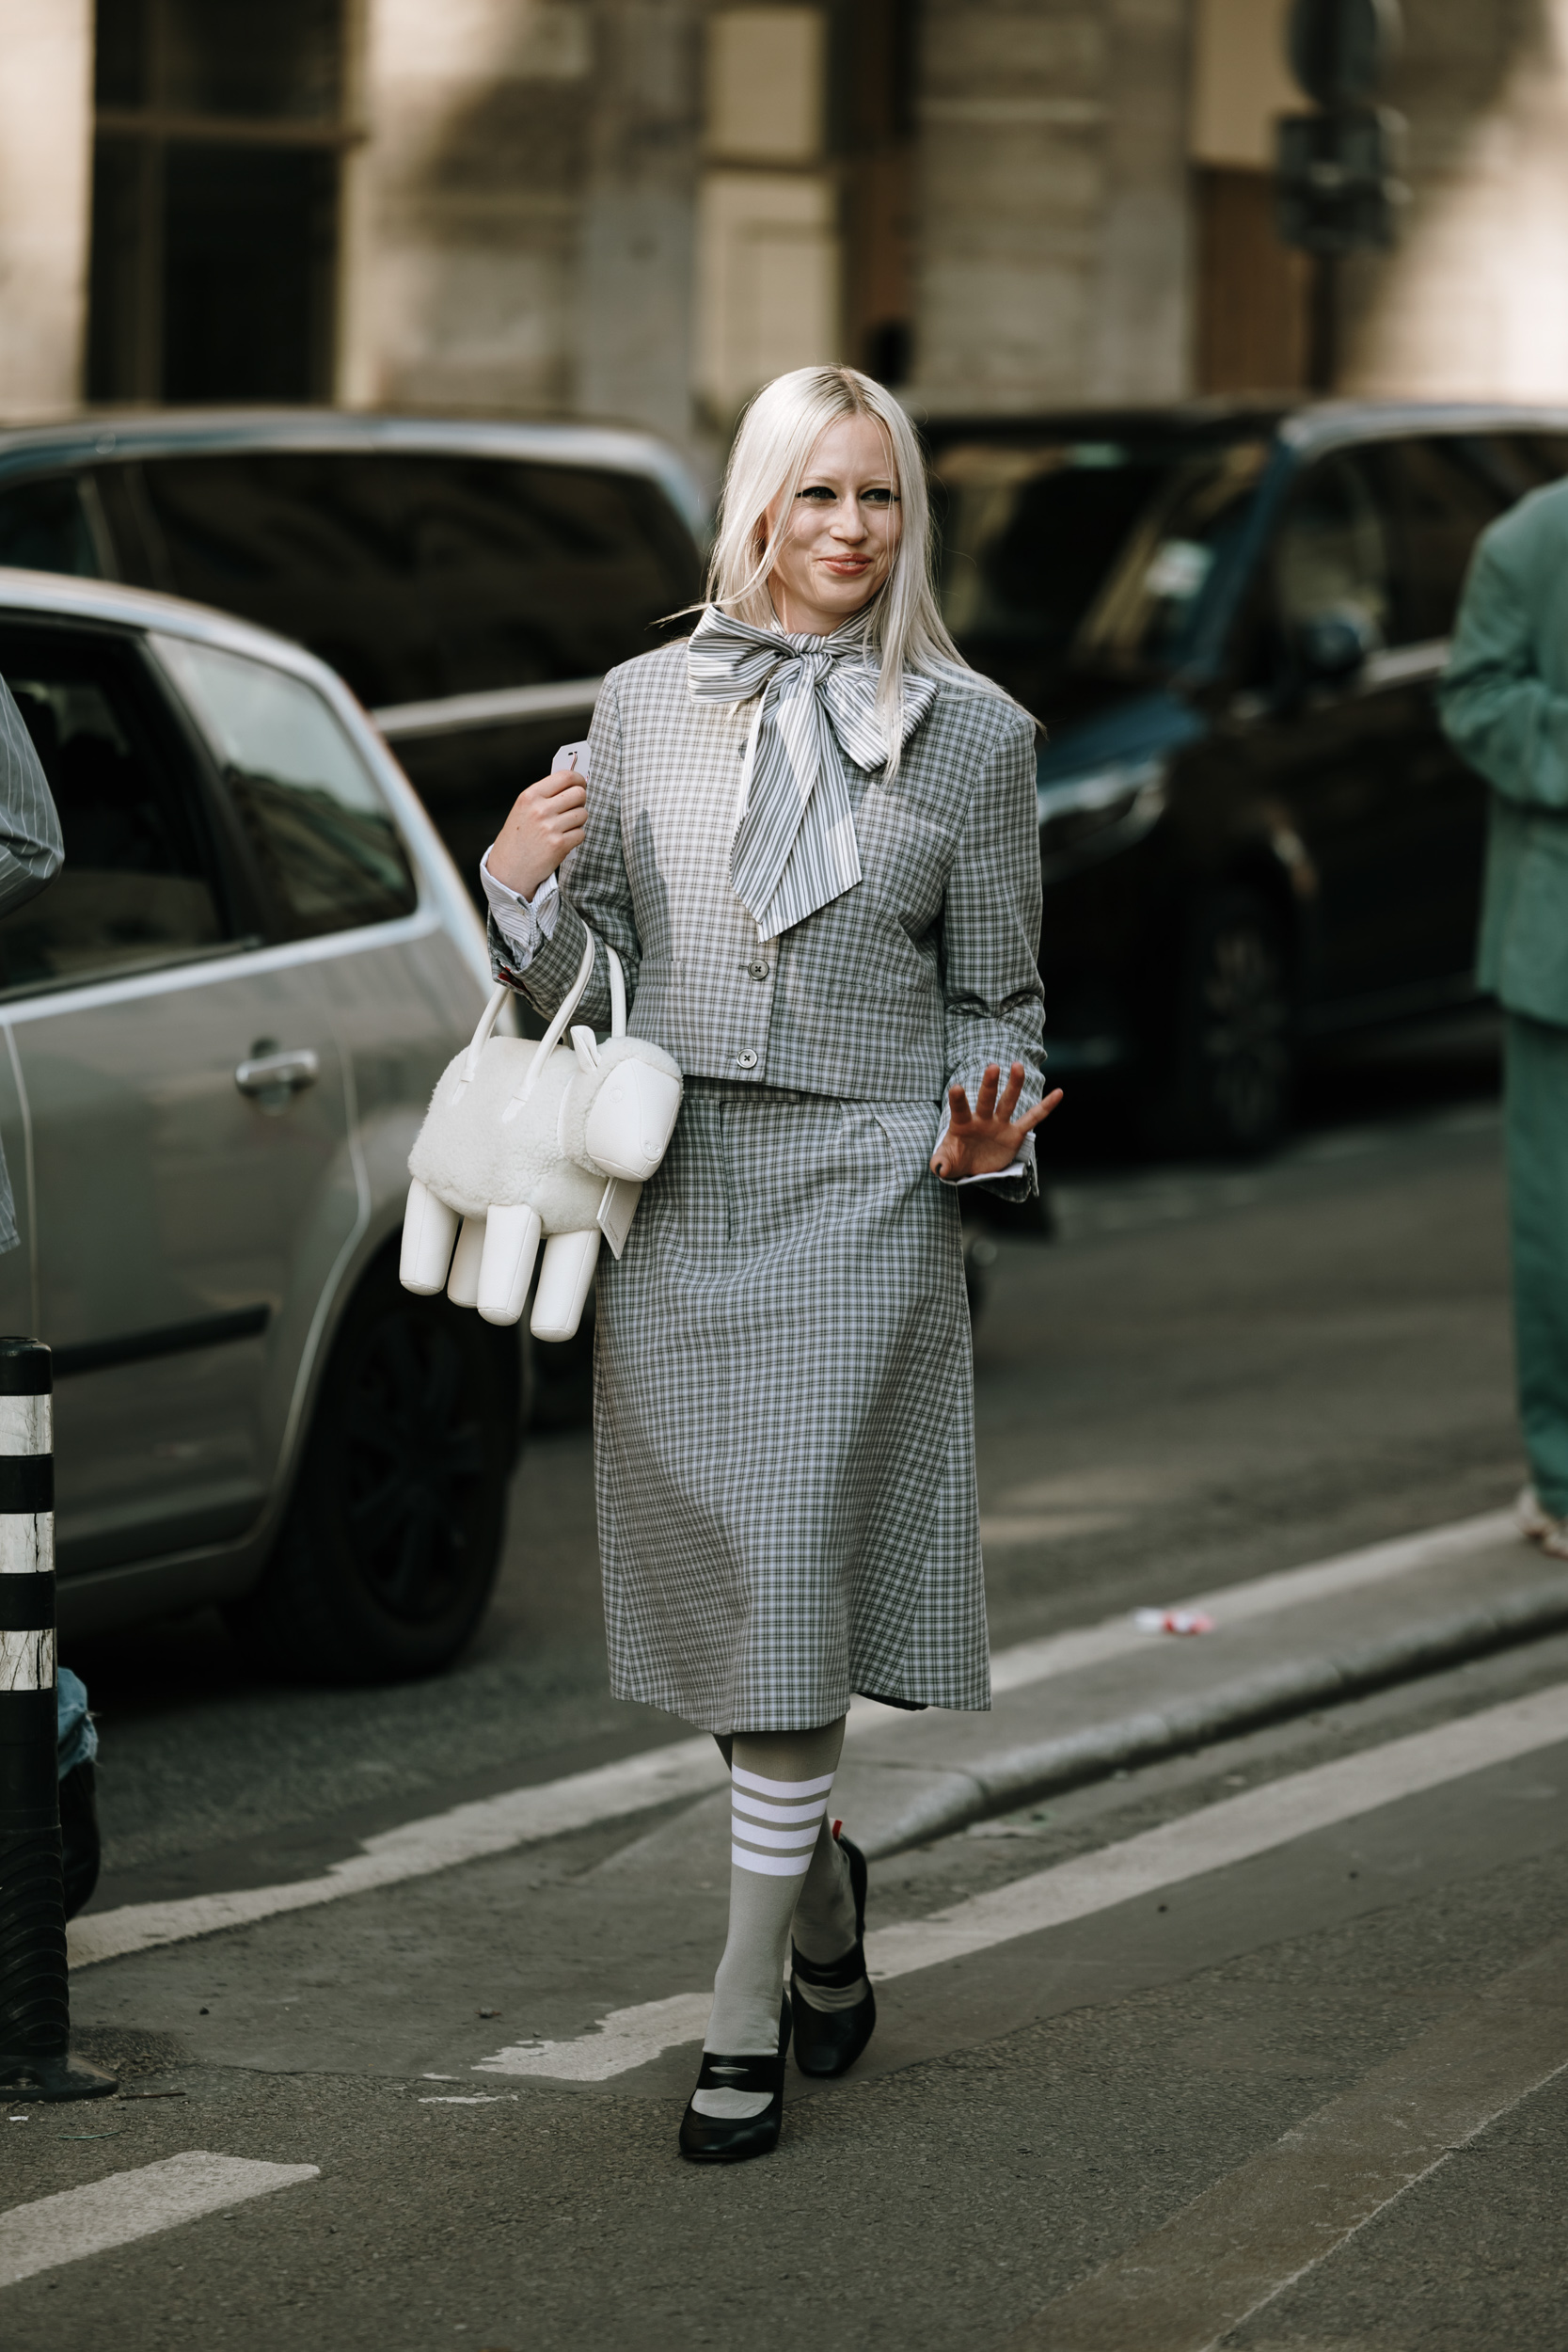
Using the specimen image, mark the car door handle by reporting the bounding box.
[234,1048,321,1099]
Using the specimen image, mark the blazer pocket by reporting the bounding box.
[869,1101,942,1166]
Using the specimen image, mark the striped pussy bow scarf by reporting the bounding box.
[687,606,939,940]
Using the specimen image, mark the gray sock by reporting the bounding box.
[791,1818,869,2012]
[695,1719,846,2121]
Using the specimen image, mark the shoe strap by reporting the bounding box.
[791,1937,866,1991]
[694,2048,785,2096]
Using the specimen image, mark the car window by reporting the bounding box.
[1378,438,1507,644]
[929,432,1269,712]
[117,453,699,709]
[0,477,104,579]
[1075,444,1268,675]
[1479,431,1568,495]
[153,635,417,940]
[0,624,227,996]
[1275,452,1392,653]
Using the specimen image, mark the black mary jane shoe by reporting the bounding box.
[678,1992,792,2163]
[791,1831,877,2078]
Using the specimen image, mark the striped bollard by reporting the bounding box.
[0,1338,115,2101]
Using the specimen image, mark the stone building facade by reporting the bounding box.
[4,0,1568,475]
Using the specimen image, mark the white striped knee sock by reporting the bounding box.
[695,1721,845,2120]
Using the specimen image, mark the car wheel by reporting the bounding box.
[1163,886,1294,1154]
[229,1253,523,1683]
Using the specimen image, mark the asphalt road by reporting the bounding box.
[12,1008,1568,2351]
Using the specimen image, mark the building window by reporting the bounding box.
[696,8,841,424]
[87,0,351,405]
[694,3,916,425]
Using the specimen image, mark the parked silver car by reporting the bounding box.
[0,564,521,1680]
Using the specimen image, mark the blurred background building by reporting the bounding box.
[5,0,1568,468]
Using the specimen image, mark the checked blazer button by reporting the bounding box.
[735,1050,758,1070]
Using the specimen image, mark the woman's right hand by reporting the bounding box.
[487,766,588,901]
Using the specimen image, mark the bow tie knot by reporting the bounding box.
[687,606,937,939]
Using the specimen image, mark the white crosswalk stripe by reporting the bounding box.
[0,2153,319,2290]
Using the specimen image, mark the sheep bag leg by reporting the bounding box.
[478,1204,543,1327]
[532,1230,600,1342]
[400,1179,459,1296]
[447,1215,486,1308]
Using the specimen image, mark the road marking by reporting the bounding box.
[472,1679,1568,2082]
[999,1931,1568,2352]
[0,2153,319,2290]
[475,1992,714,2084]
[66,1508,1520,1974]
[69,1737,729,1971]
[418,2094,518,2105]
[985,1507,1513,1695]
[865,1678,1568,1979]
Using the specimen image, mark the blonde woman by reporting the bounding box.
[483,365,1058,2161]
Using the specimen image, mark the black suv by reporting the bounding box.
[926,403,1568,1150]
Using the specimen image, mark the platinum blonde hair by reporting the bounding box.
[705,364,1012,765]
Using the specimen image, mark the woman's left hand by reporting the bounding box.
[930,1062,1064,1181]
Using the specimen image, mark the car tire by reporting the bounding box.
[1159,885,1294,1154]
[228,1253,523,1683]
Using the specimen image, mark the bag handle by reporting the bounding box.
[514,930,597,1106]
[462,984,512,1084]
[459,939,591,1095]
[464,927,626,1108]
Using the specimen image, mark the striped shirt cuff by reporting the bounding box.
[481,850,560,973]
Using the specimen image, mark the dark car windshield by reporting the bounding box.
[928,431,1271,716]
[121,452,702,711]
[0,449,702,713]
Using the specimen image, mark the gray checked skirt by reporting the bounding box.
[592,1081,991,1732]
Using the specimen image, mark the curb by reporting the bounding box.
[860,1571,1568,1860]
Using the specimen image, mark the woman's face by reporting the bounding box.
[762,413,901,636]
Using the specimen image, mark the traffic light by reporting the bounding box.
[1276,106,1404,254]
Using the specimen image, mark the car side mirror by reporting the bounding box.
[1296,607,1379,683]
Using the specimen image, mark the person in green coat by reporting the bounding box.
[1439,479,1568,1560]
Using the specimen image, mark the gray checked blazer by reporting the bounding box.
[489,637,1046,1151]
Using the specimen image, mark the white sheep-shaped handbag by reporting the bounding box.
[399,930,683,1341]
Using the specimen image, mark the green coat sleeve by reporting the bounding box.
[1439,527,1568,812]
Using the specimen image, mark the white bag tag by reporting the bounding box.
[597,1175,641,1257]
